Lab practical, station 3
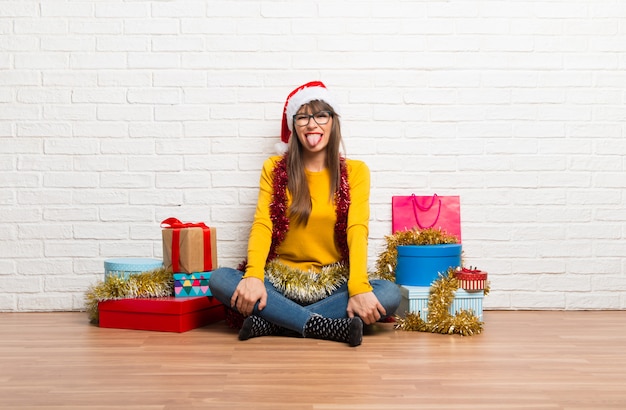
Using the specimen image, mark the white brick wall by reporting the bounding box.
[1,0,625,311]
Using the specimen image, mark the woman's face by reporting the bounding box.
[293,104,333,154]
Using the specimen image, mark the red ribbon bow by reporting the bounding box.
[161,217,209,230]
[461,267,482,274]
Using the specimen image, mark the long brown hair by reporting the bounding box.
[286,100,343,226]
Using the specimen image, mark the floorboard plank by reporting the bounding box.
[0,311,625,409]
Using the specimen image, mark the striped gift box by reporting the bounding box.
[398,285,484,321]
[456,268,488,291]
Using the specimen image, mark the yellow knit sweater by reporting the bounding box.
[243,156,373,297]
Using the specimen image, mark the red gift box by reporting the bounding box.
[456,267,488,291]
[98,296,225,333]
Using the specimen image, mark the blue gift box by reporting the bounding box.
[397,285,484,322]
[395,244,462,286]
[104,258,163,280]
[174,272,212,297]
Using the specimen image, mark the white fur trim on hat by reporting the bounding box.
[285,86,339,132]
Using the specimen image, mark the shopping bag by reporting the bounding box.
[391,194,462,242]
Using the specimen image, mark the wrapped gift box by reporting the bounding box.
[161,218,218,274]
[397,285,484,321]
[395,244,462,286]
[456,267,488,290]
[104,258,163,280]
[98,296,225,333]
[174,272,213,297]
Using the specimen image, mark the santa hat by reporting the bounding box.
[277,81,339,154]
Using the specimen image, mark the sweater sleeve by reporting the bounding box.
[242,157,279,281]
[346,160,374,297]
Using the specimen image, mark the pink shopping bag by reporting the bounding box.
[391,194,462,242]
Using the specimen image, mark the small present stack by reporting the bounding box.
[96,218,225,333]
[161,217,218,298]
[380,194,491,335]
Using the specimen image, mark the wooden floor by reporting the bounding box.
[1,311,625,410]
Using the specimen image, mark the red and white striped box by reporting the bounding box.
[456,268,488,291]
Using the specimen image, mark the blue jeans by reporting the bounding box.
[208,267,401,334]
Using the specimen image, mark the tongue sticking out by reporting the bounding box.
[306,133,323,147]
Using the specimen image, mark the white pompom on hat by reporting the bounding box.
[276,81,339,154]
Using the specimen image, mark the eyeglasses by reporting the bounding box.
[293,111,333,127]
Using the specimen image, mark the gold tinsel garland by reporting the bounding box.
[374,227,489,336]
[394,268,490,336]
[84,268,174,324]
[374,227,459,282]
[265,260,350,304]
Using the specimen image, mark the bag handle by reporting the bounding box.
[411,194,442,229]
[412,193,439,211]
